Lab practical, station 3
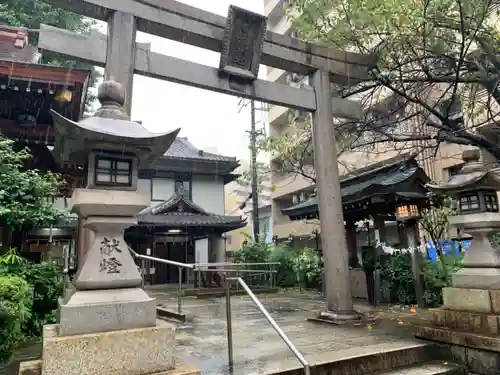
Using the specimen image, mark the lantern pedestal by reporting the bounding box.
[58,188,157,336]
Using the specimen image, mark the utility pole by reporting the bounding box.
[250,99,260,242]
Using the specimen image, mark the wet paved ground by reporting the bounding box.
[0,290,421,375]
[150,290,419,375]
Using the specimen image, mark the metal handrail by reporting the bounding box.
[133,253,195,269]
[194,262,280,267]
[128,247,194,314]
[129,248,278,270]
[128,247,277,316]
[128,247,195,269]
[225,277,311,375]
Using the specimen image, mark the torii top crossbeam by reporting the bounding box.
[41,0,376,85]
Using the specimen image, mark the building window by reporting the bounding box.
[175,180,191,199]
[94,157,132,186]
[484,194,499,212]
[226,236,232,245]
[459,194,480,212]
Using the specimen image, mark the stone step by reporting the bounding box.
[374,360,465,375]
[157,305,187,322]
[263,341,453,375]
[18,359,42,375]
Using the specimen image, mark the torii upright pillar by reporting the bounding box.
[105,10,136,115]
[310,69,360,322]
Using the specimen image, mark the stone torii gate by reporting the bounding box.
[38,0,377,323]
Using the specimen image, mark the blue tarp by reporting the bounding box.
[426,239,471,262]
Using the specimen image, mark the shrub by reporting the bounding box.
[293,247,322,289]
[0,275,31,364]
[233,239,323,290]
[379,246,464,307]
[0,249,62,337]
[380,251,416,305]
[232,239,270,264]
[269,245,297,287]
[423,253,463,307]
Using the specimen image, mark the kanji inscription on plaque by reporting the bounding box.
[99,237,123,274]
[219,5,267,80]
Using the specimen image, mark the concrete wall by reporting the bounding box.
[129,176,226,215]
[150,178,174,207]
[191,176,225,215]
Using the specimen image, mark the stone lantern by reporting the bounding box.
[34,80,189,375]
[426,148,500,289]
[416,148,500,374]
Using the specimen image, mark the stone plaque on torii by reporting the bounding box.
[27,2,379,374]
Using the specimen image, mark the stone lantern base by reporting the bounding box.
[414,288,500,375]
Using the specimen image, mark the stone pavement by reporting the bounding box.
[0,290,430,375]
[150,290,424,375]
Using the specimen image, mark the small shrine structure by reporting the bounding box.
[282,153,431,260]
[282,153,430,221]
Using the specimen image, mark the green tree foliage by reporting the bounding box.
[0,138,64,231]
[0,0,101,111]
[263,0,500,178]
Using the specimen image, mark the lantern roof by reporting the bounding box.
[51,80,180,167]
[426,148,500,195]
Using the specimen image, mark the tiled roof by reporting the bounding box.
[163,137,238,163]
[137,194,246,229]
[282,156,428,215]
[138,212,246,227]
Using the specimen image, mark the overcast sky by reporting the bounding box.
[121,0,267,161]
